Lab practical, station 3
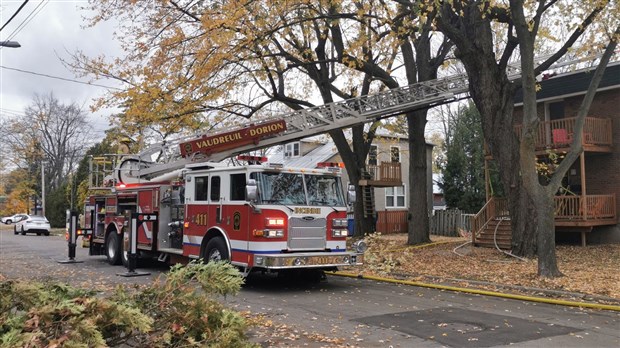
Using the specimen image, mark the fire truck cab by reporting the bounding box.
[83,160,364,275]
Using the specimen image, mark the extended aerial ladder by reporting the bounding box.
[92,53,601,186]
[107,75,466,184]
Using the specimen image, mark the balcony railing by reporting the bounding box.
[514,116,612,150]
[470,197,509,243]
[359,161,402,187]
[555,194,617,221]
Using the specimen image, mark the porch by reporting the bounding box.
[358,161,402,187]
[471,195,618,248]
[513,116,613,154]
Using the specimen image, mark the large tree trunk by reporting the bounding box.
[407,110,431,244]
[437,3,538,257]
[330,128,376,237]
[511,0,561,276]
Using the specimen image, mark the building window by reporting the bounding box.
[386,185,405,208]
[390,146,400,163]
[284,142,300,158]
[368,145,378,166]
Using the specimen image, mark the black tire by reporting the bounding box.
[36,232,41,236]
[13,226,17,235]
[106,232,123,265]
[6,220,12,224]
[44,231,50,236]
[21,227,26,236]
[203,237,229,263]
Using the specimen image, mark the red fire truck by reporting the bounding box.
[81,119,366,275]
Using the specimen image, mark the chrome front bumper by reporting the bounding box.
[253,251,363,270]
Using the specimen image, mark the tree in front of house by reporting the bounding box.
[435,0,618,277]
[70,0,451,243]
[441,103,486,213]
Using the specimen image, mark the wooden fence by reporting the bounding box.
[430,209,474,237]
[375,209,474,236]
[376,210,408,234]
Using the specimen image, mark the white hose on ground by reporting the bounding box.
[494,217,527,262]
[452,240,472,257]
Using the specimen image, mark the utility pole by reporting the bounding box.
[41,161,46,217]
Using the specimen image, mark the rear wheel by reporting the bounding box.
[13,226,17,235]
[203,237,229,263]
[44,231,50,236]
[21,226,26,236]
[36,232,41,236]
[106,232,123,265]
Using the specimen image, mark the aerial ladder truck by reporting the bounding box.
[80,54,591,275]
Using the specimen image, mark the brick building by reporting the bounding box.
[475,62,619,247]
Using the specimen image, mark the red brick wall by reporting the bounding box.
[513,88,619,235]
[583,89,620,217]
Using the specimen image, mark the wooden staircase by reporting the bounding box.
[474,218,512,249]
[471,198,512,250]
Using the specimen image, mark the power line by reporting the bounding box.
[2,0,48,44]
[0,65,123,90]
[0,0,30,32]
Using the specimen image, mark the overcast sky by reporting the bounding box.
[0,0,120,137]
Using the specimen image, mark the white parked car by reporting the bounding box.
[1,214,28,224]
[15,215,51,236]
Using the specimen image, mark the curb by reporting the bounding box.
[328,271,620,312]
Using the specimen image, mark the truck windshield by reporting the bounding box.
[251,172,345,207]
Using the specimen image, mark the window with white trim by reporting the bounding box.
[385,185,405,208]
[390,146,400,163]
[284,142,300,158]
[368,145,378,166]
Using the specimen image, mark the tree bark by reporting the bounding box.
[437,3,538,256]
[407,109,432,244]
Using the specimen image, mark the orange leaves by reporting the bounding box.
[358,233,620,301]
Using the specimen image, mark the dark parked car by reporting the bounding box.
[15,215,51,236]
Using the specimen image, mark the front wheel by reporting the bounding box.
[203,237,229,263]
[21,226,26,236]
[13,226,17,235]
[106,232,123,265]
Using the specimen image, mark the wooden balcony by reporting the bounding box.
[554,194,617,227]
[514,117,613,154]
[471,195,617,248]
[359,161,402,187]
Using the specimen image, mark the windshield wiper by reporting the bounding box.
[309,200,340,212]
[263,199,294,212]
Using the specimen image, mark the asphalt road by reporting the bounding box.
[0,227,618,347]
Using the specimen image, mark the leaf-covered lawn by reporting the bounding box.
[359,233,620,301]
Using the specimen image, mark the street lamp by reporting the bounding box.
[0,41,21,48]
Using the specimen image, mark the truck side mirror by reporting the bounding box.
[347,184,356,204]
[246,179,258,202]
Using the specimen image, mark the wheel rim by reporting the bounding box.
[107,238,116,259]
[208,249,222,261]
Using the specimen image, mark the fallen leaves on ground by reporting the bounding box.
[357,233,620,302]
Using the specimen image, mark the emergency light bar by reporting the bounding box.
[237,155,268,164]
[316,162,344,168]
